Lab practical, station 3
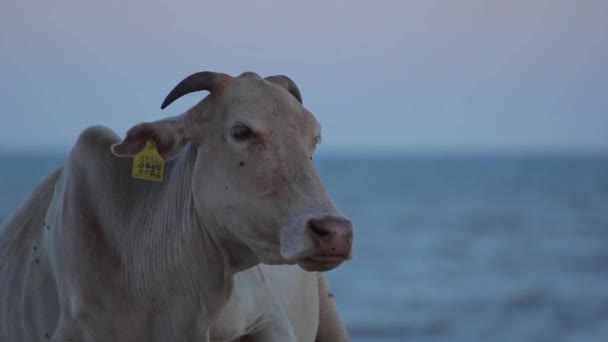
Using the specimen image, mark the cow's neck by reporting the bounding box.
[122,144,257,317]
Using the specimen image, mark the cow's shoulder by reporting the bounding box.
[67,126,120,169]
[64,125,124,186]
[73,125,120,158]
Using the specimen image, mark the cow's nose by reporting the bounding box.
[307,216,353,256]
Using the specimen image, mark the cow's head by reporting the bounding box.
[111,71,352,272]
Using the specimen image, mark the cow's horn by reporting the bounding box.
[161,71,231,109]
[265,75,303,104]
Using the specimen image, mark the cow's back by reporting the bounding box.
[0,168,63,340]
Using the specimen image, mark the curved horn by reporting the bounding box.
[264,75,303,104]
[161,71,231,109]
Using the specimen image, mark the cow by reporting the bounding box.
[0,71,353,341]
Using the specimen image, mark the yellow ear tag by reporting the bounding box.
[132,140,165,182]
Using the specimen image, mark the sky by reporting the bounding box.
[1,0,607,156]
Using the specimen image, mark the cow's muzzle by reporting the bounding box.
[297,215,353,271]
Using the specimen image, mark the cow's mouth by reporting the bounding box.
[296,255,346,272]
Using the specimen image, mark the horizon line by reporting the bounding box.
[0,144,607,160]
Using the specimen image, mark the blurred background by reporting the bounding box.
[1,1,607,341]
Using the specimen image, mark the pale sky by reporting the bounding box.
[1,0,607,155]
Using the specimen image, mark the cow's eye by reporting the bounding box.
[231,124,255,142]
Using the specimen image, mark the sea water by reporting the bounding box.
[1,153,607,341]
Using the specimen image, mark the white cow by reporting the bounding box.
[0,71,353,341]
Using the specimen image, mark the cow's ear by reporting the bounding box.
[111,117,188,160]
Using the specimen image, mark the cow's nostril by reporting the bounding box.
[308,219,331,238]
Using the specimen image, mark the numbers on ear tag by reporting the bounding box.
[132,140,165,182]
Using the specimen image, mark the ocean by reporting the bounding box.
[1,153,607,341]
